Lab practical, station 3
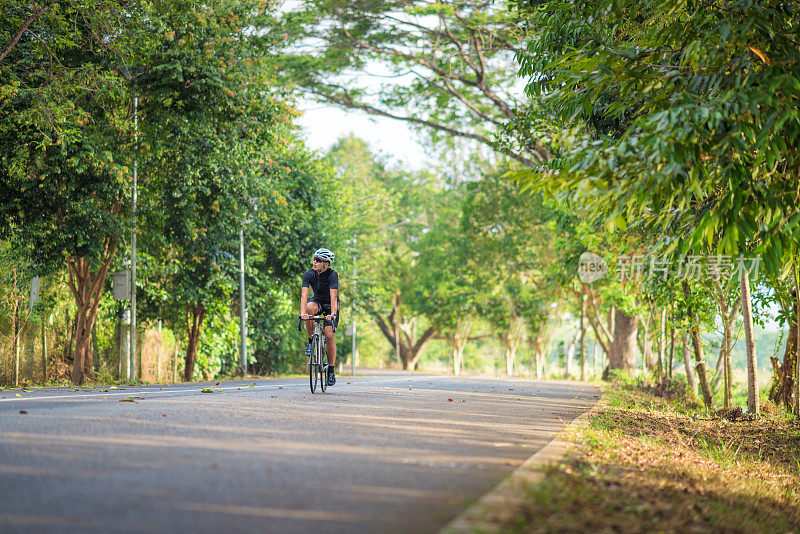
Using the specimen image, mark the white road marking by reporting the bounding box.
[0,376,430,404]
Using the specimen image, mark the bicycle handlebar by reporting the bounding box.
[297,315,337,333]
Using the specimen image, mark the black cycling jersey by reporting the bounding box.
[302,268,339,307]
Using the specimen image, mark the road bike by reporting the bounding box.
[297,316,331,393]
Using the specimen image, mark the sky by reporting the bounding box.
[296,101,431,170]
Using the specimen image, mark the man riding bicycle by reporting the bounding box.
[300,248,339,386]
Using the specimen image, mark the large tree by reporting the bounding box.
[135,0,326,380]
[0,1,138,384]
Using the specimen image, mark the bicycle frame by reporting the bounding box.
[297,316,329,393]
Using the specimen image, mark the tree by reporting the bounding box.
[459,172,557,375]
[134,0,327,380]
[0,2,135,383]
[274,0,546,165]
[513,0,800,413]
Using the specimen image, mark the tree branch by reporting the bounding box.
[306,85,538,167]
[0,2,54,63]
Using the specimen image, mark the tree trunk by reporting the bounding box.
[583,285,611,355]
[681,333,697,399]
[638,314,653,373]
[668,327,675,379]
[41,317,48,383]
[740,273,759,416]
[369,294,435,371]
[451,317,471,376]
[13,300,20,388]
[504,317,524,376]
[607,309,637,374]
[769,293,797,408]
[66,309,76,362]
[658,308,666,382]
[565,339,575,379]
[712,279,739,409]
[794,259,800,415]
[66,241,118,385]
[531,324,551,379]
[579,292,587,381]
[184,301,206,382]
[794,273,800,416]
[681,281,715,409]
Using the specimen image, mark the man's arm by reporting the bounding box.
[329,289,339,319]
[300,286,310,319]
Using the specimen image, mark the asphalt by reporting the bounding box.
[0,372,599,533]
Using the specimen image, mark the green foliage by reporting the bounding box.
[0,1,134,275]
[273,0,540,164]
[512,0,800,278]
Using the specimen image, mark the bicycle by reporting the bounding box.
[296,315,334,393]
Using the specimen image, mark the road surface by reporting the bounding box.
[0,373,599,533]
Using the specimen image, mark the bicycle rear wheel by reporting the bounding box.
[309,335,318,393]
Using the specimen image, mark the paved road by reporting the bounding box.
[0,373,599,533]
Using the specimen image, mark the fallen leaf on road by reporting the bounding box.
[162,414,167,417]
[278,387,283,389]
[100,389,109,392]
[109,386,119,390]
[19,410,27,415]
[448,398,453,402]
[119,397,136,403]
[215,382,221,386]
[271,395,277,398]
[201,388,214,393]
[15,394,21,397]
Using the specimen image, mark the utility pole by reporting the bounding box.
[239,227,247,375]
[130,89,138,382]
[351,233,357,377]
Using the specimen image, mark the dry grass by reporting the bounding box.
[507,383,800,533]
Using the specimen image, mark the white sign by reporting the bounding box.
[30,277,40,310]
[113,270,131,300]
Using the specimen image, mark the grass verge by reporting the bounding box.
[507,380,800,533]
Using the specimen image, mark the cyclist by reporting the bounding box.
[299,247,339,386]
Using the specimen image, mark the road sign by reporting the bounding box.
[30,277,40,311]
[113,270,131,300]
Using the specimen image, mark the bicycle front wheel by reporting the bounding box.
[309,336,318,393]
[318,339,327,393]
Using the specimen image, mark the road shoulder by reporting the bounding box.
[440,392,603,533]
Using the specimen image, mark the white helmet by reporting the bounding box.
[314,248,335,263]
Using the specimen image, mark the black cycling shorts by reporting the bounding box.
[309,299,338,329]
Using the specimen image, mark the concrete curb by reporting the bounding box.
[440,395,604,533]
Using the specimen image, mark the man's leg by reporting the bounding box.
[304,302,320,337]
[304,303,320,358]
[324,326,337,385]
[324,326,336,367]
